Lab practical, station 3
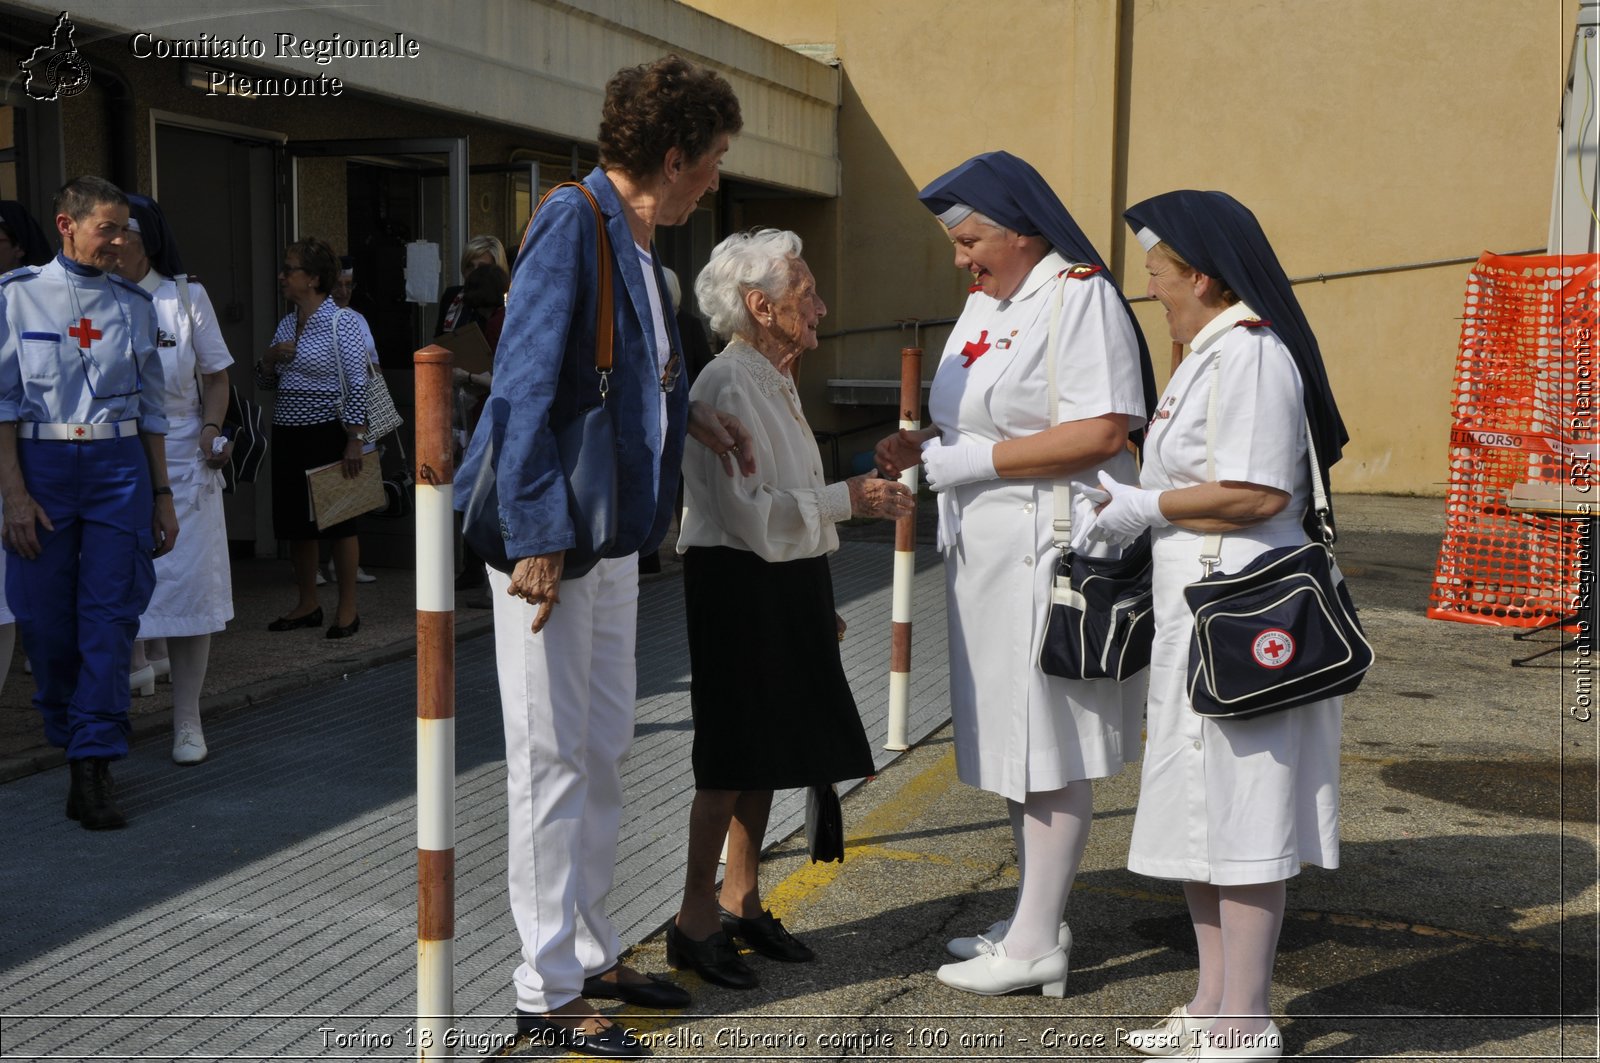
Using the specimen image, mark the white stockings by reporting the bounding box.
[1002,782,1092,960]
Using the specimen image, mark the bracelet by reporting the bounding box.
[202,422,223,433]
[152,486,173,497]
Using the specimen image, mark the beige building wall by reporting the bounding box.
[683,0,1578,495]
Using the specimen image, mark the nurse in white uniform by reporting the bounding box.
[1085,190,1349,1061]
[876,152,1155,997]
[118,195,234,765]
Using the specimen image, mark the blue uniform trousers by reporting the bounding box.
[6,436,156,760]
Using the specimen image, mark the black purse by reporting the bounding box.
[1036,269,1155,682]
[1041,532,1155,681]
[221,385,268,492]
[173,279,267,494]
[460,181,619,579]
[1184,356,1372,719]
[804,783,845,864]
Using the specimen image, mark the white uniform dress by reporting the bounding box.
[1127,301,1342,885]
[929,252,1148,802]
[136,274,235,638]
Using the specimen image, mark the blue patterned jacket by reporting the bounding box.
[456,167,688,563]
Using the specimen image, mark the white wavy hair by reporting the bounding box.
[694,228,804,341]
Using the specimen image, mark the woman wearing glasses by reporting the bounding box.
[257,236,368,640]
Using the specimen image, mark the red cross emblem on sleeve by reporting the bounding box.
[1252,629,1295,668]
[68,317,101,348]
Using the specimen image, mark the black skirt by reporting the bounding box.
[270,420,364,541]
[684,546,875,791]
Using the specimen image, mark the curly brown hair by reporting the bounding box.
[287,237,339,295]
[598,55,742,180]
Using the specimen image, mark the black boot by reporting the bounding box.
[66,758,126,830]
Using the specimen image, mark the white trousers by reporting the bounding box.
[490,554,639,1013]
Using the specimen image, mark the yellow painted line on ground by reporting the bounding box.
[601,749,965,1048]
[758,745,1550,958]
[763,748,960,919]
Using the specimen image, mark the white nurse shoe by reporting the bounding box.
[936,941,1069,997]
[947,918,1072,960]
[172,726,208,765]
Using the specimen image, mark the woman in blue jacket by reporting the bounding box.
[456,55,749,1059]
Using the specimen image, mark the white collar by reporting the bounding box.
[1005,250,1073,305]
[1189,301,1261,356]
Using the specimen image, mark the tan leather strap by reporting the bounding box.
[515,180,614,375]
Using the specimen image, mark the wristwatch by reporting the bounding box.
[153,486,173,497]
[352,431,368,443]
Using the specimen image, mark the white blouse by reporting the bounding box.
[677,340,851,563]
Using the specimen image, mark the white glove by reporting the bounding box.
[1088,469,1169,542]
[1067,484,1104,553]
[920,438,997,492]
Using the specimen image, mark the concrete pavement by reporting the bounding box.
[0,495,1594,1061]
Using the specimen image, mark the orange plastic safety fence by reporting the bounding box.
[1428,252,1599,628]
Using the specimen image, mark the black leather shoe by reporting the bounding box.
[719,907,814,962]
[66,758,126,830]
[267,607,322,632]
[582,969,691,1009]
[325,614,360,639]
[515,1012,650,1058]
[664,923,758,990]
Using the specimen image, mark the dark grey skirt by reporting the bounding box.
[683,546,875,791]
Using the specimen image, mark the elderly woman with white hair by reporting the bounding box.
[669,228,913,990]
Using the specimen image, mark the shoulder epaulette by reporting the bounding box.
[109,273,153,300]
[1062,263,1103,280]
[1233,317,1271,329]
[0,266,41,286]
[183,274,202,284]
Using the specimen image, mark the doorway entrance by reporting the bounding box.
[285,137,468,568]
[153,116,281,554]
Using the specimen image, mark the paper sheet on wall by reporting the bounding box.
[405,241,440,303]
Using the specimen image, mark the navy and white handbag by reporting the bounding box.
[1184,357,1372,719]
[1036,268,1155,682]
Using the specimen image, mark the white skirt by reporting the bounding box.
[943,475,1145,802]
[138,414,234,638]
[1126,524,1342,885]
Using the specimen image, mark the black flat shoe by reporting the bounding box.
[267,607,322,632]
[325,615,360,639]
[664,923,758,990]
[515,1012,650,1059]
[582,969,691,1009]
[719,906,815,962]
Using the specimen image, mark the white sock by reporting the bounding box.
[168,634,211,737]
[1003,783,1091,960]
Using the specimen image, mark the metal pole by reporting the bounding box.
[413,345,455,1060]
[886,345,922,751]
